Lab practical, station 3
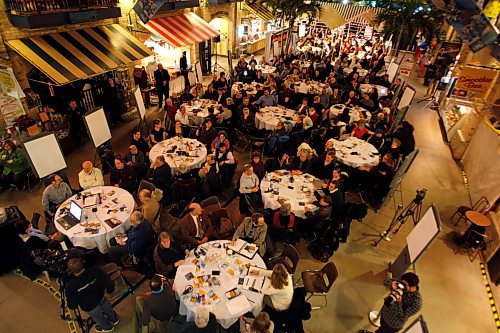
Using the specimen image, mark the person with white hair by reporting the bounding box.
[78,160,104,190]
[180,306,217,332]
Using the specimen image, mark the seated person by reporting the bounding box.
[131,129,150,157]
[240,107,256,134]
[271,203,298,244]
[249,264,293,312]
[211,131,231,152]
[78,161,104,190]
[138,189,160,233]
[312,150,336,181]
[149,119,167,146]
[240,312,275,333]
[0,140,29,190]
[264,153,290,173]
[180,203,213,248]
[324,180,345,221]
[170,119,187,138]
[180,307,217,333]
[239,164,261,202]
[133,275,178,333]
[232,213,268,257]
[196,119,217,150]
[175,162,196,181]
[304,196,333,233]
[124,145,147,177]
[367,128,385,149]
[355,152,395,202]
[109,211,157,266]
[288,150,311,174]
[110,156,137,194]
[42,174,73,221]
[351,120,372,139]
[153,232,186,279]
[14,219,60,251]
[215,144,236,187]
[250,152,265,180]
[175,105,190,126]
[198,154,221,196]
[147,156,172,196]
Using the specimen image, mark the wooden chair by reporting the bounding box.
[452,196,489,227]
[267,244,300,275]
[296,262,338,310]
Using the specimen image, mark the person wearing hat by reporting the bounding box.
[232,212,268,257]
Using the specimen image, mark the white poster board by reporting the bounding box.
[134,86,146,120]
[387,62,399,83]
[404,316,429,333]
[406,205,441,263]
[195,61,203,84]
[84,107,111,148]
[22,133,67,179]
[398,86,416,109]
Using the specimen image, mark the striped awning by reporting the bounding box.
[142,12,220,48]
[319,3,384,28]
[6,24,152,85]
[243,0,275,22]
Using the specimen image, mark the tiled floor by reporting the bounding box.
[0,60,497,332]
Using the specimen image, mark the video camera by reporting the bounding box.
[32,248,90,279]
[413,189,427,204]
[384,281,405,306]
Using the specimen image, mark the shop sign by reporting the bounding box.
[0,67,25,98]
[435,42,462,65]
[0,94,25,126]
[455,66,498,98]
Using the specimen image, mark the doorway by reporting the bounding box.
[210,17,230,56]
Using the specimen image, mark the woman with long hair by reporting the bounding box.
[250,263,293,311]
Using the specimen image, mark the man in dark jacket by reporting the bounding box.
[180,51,190,89]
[147,155,172,198]
[108,211,157,266]
[66,258,118,333]
[154,64,170,109]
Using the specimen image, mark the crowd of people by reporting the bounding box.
[5,29,423,333]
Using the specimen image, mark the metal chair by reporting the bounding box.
[452,196,490,227]
[100,263,132,302]
[138,179,156,193]
[200,196,221,210]
[267,244,300,275]
[453,230,490,262]
[296,262,338,310]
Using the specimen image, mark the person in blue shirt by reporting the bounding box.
[254,89,277,107]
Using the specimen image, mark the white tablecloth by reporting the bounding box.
[255,65,276,77]
[182,99,221,125]
[332,137,380,168]
[54,186,135,253]
[149,138,207,175]
[294,81,325,95]
[231,82,260,97]
[255,106,297,130]
[260,171,321,219]
[173,240,266,329]
[343,67,368,77]
[329,104,372,124]
[360,84,389,97]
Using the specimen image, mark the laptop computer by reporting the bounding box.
[56,201,83,230]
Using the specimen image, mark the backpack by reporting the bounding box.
[345,202,368,221]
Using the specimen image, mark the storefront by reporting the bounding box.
[238,0,276,55]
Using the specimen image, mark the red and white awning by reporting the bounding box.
[143,12,220,48]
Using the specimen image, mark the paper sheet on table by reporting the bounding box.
[220,274,238,291]
[227,295,252,316]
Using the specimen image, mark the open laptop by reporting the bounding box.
[56,201,83,230]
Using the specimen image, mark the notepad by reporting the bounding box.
[228,239,259,259]
[227,295,252,316]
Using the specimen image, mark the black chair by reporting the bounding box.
[30,212,42,230]
[171,178,197,203]
[452,196,490,227]
[296,262,338,310]
[200,196,221,210]
[267,244,300,275]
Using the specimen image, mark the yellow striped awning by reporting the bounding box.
[243,0,275,22]
[6,24,153,85]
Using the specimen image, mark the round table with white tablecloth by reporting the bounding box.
[294,80,325,95]
[255,106,297,130]
[260,171,321,219]
[329,104,372,124]
[342,67,368,78]
[255,64,276,77]
[231,82,260,97]
[332,137,380,168]
[172,240,266,329]
[149,137,207,176]
[181,99,220,125]
[54,186,135,253]
[360,84,389,97]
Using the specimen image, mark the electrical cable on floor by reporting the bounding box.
[479,263,500,333]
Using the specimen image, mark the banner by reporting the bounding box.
[133,0,165,24]
[0,67,25,98]
[455,66,498,98]
[0,94,25,126]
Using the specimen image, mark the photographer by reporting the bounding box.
[361,272,423,333]
[65,258,119,333]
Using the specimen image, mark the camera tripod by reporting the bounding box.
[58,277,92,333]
[373,189,426,247]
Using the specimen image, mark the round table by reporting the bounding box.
[54,186,135,253]
[330,104,372,124]
[332,137,380,168]
[172,240,266,329]
[231,82,260,97]
[465,211,492,227]
[149,137,207,176]
[260,171,321,219]
[343,67,368,77]
[255,106,297,130]
[360,84,389,97]
[294,80,325,95]
[182,99,221,126]
[255,64,276,77]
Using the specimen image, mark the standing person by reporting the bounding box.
[360,273,423,333]
[64,99,87,143]
[180,51,190,89]
[103,77,122,125]
[0,140,29,190]
[154,64,170,109]
[65,258,119,333]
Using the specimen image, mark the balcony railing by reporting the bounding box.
[7,0,119,15]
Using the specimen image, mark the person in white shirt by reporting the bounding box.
[250,263,293,311]
[175,105,190,126]
[239,164,260,202]
[78,161,104,190]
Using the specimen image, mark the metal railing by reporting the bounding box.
[7,0,119,14]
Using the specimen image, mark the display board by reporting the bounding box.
[398,86,416,109]
[22,133,67,179]
[387,62,399,82]
[195,61,203,84]
[134,86,146,120]
[381,149,419,208]
[404,316,429,333]
[227,50,233,76]
[407,204,441,263]
[84,107,111,148]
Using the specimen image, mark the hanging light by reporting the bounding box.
[303,0,312,4]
